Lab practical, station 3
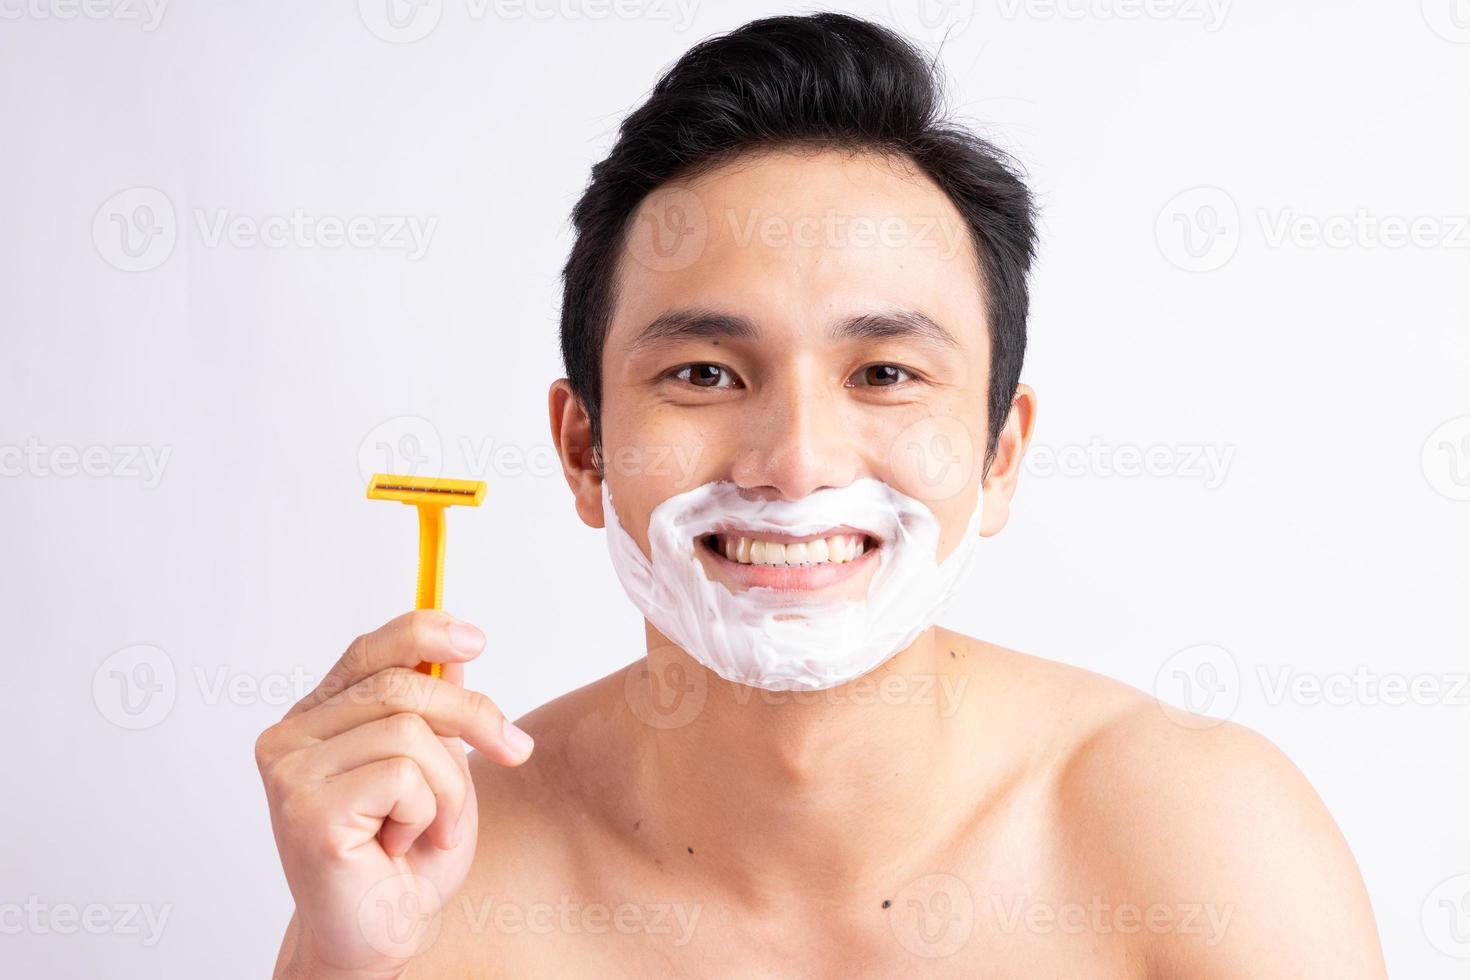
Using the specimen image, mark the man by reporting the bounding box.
[256,13,1387,977]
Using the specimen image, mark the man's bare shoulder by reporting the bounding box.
[957,634,1387,978]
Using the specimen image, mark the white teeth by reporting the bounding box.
[711,533,868,566]
[828,536,848,562]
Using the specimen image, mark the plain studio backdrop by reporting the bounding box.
[2,0,1467,976]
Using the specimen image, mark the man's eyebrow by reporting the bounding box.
[626,307,962,354]
[829,310,962,350]
[626,308,759,353]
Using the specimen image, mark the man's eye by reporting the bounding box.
[850,364,915,387]
[672,363,737,389]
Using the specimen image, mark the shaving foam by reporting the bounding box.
[602,478,984,691]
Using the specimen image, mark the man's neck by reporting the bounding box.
[624,624,1013,906]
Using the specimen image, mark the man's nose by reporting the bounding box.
[728,378,860,500]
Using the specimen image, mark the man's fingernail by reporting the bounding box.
[447,622,485,656]
[502,718,534,760]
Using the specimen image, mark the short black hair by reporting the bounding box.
[560,12,1038,472]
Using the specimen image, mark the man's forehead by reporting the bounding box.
[610,148,988,350]
[668,149,972,254]
[684,146,951,210]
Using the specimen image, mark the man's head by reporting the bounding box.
[551,12,1039,597]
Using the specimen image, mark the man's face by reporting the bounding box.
[592,148,1004,601]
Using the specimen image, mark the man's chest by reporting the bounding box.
[438,866,1148,979]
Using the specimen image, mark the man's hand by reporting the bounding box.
[255,610,535,979]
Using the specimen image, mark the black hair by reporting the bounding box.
[560,12,1038,472]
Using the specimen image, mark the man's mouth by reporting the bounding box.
[696,527,881,592]
[704,530,873,565]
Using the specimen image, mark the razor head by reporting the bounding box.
[367,474,486,507]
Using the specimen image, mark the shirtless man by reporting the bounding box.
[256,13,1387,978]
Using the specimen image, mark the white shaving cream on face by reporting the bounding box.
[602,478,984,691]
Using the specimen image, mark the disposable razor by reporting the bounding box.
[366,473,487,677]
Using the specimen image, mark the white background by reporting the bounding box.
[3,0,1468,976]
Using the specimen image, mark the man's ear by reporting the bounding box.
[978,383,1037,537]
[548,379,605,529]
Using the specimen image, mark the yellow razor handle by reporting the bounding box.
[367,474,487,678]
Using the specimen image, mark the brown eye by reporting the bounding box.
[853,364,913,387]
[674,363,734,388]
